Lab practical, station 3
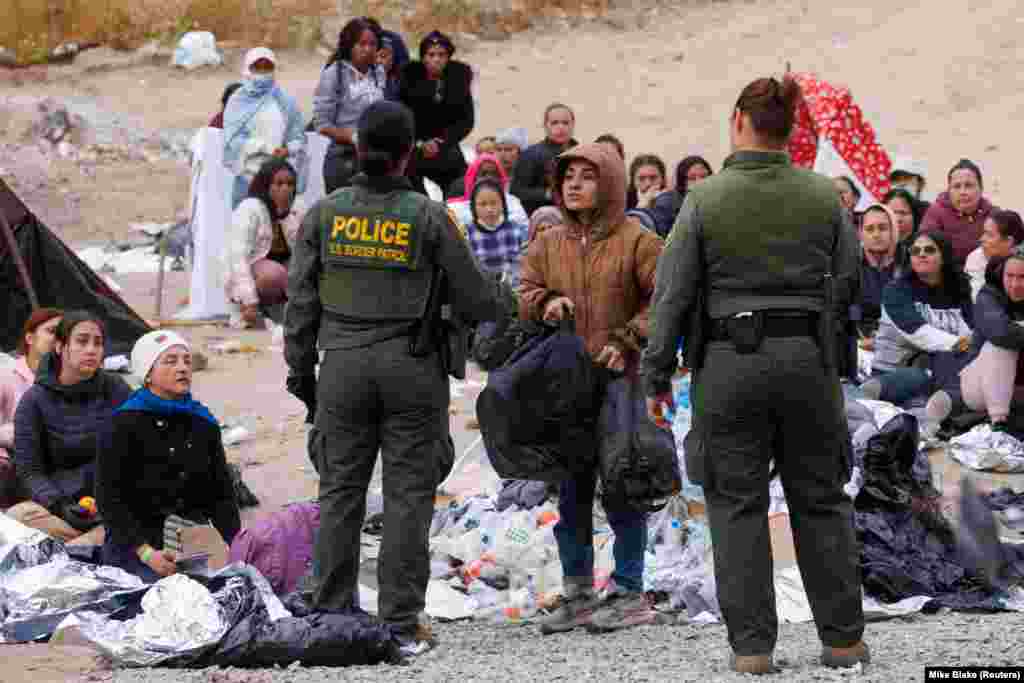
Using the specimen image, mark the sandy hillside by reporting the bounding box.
[2,0,1023,246]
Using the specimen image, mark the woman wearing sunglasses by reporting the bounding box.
[863,232,974,405]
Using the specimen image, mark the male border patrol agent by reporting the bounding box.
[641,77,868,674]
[284,101,501,653]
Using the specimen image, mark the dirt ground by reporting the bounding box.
[3,0,1024,679]
[5,0,1024,244]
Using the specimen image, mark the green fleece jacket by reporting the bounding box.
[641,150,860,396]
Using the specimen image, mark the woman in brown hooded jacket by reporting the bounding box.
[519,142,663,634]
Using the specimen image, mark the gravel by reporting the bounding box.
[95,609,1024,682]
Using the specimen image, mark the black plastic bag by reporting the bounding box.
[180,573,399,669]
[596,375,681,512]
[228,463,260,509]
[856,414,937,509]
[477,323,602,482]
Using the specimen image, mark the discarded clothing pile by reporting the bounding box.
[853,414,1024,611]
[0,514,400,668]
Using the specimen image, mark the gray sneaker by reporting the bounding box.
[538,590,601,635]
[585,591,655,633]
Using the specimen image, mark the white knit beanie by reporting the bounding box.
[131,330,191,382]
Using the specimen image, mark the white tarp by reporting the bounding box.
[813,136,878,212]
[175,129,330,321]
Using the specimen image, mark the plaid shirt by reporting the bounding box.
[467,220,529,286]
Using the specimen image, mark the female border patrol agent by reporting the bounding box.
[284,100,501,654]
[641,77,868,674]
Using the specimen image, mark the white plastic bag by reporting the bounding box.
[171,32,224,70]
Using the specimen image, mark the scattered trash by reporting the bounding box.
[209,340,260,355]
[171,32,224,71]
[223,426,251,446]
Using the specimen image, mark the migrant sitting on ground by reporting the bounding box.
[224,48,306,209]
[965,210,1024,301]
[494,127,528,179]
[594,133,625,160]
[512,103,578,215]
[447,152,528,227]
[465,179,529,286]
[834,175,861,226]
[926,251,1024,433]
[856,205,899,347]
[224,158,304,329]
[96,331,240,582]
[647,155,712,238]
[0,309,62,507]
[314,18,387,194]
[889,156,931,215]
[209,82,242,129]
[921,158,998,266]
[519,142,663,635]
[10,312,131,545]
[399,31,475,199]
[886,188,920,242]
[626,153,667,211]
[865,232,974,405]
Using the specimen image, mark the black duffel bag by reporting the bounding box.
[596,373,681,512]
[477,320,602,482]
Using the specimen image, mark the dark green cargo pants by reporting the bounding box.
[694,336,864,655]
[312,336,451,627]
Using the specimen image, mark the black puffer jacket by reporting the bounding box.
[13,354,131,508]
[398,60,474,150]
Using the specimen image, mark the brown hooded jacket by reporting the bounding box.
[518,143,663,373]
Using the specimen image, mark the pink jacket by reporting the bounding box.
[224,197,305,306]
[0,357,34,456]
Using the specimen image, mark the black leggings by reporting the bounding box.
[323,145,358,195]
[410,145,467,200]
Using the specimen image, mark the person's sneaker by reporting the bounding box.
[730,653,777,675]
[585,591,656,633]
[821,641,870,669]
[860,379,883,401]
[925,390,953,423]
[538,590,601,635]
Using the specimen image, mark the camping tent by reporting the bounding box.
[787,73,892,211]
[0,177,151,356]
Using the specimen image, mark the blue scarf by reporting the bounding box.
[115,388,219,427]
[222,77,307,192]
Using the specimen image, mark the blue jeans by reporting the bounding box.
[872,367,932,404]
[554,470,647,593]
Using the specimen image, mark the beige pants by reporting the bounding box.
[960,342,1024,423]
[6,502,105,546]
